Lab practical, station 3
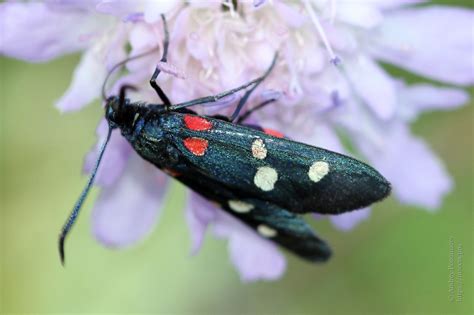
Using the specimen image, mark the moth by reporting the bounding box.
[59,15,391,264]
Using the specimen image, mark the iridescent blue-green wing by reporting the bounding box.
[164,113,391,215]
[172,166,331,262]
[223,198,332,262]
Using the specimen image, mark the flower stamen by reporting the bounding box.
[303,0,340,66]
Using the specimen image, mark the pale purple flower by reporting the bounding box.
[1,0,472,282]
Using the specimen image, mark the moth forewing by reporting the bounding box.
[156,112,391,215]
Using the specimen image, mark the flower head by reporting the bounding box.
[1,0,472,281]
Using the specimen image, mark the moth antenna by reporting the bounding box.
[58,125,113,266]
[101,47,160,101]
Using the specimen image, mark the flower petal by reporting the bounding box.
[92,153,169,248]
[95,0,138,18]
[301,123,345,153]
[371,6,474,85]
[187,193,286,282]
[185,192,218,255]
[56,47,108,112]
[345,55,397,120]
[358,123,453,210]
[213,211,287,282]
[399,83,469,121]
[127,23,162,72]
[330,208,372,231]
[275,2,307,28]
[254,0,266,8]
[363,0,426,10]
[46,0,100,11]
[83,119,133,187]
[143,0,179,23]
[336,3,383,28]
[104,23,128,70]
[0,2,103,62]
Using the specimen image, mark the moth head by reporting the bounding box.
[105,95,132,128]
[104,95,119,125]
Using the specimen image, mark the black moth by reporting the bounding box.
[59,15,391,265]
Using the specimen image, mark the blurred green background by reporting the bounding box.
[1,6,473,315]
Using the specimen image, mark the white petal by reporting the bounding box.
[371,6,474,85]
[126,23,162,73]
[0,2,105,62]
[362,0,426,10]
[345,55,397,120]
[358,123,453,210]
[399,83,469,121]
[143,1,179,23]
[48,0,100,11]
[288,119,346,153]
[56,47,108,112]
[213,211,286,282]
[337,3,383,28]
[330,208,372,231]
[185,192,218,255]
[104,23,128,70]
[275,2,307,28]
[404,84,469,112]
[185,193,286,281]
[254,0,266,8]
[95,0,138,18]
[92,153,169,248]
[83,119,133,187]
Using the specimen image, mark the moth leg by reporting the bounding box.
[118,85,137,109]
[171,78,260,110]
[149,14,172,108]
[235,98,277,123]
[206,98,277,124]
[229,53,278,122]
[171,53,279,111]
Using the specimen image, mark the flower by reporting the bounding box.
[1,0,472,282]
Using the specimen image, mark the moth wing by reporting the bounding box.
[167,114,390,215]
[223,198,332,262]
[175,168,331,262]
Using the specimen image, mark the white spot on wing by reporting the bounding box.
[308,161,329,182]
[228,200,254,213]
[257,224,277,237]
[254,166,278,191]
[251,138,267,159]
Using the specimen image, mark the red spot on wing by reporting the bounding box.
[263,128,284,138]
[183,137,209,156]
[184,115,212,131]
